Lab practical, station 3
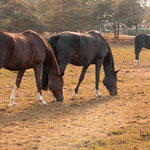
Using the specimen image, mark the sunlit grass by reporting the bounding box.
[0,43,150,149]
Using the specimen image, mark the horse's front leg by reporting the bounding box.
[95,59,103,97]
[9,70,25,106]
[73,65,89,97]
[34,65,46,105]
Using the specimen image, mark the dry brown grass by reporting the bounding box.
[102,34,135,44]
[0,43,150,150]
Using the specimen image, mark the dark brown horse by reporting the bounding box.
[0,30,64,106]
[135,33,150,66]
[42,30,119,98]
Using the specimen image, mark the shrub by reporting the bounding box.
[127,28,150,36]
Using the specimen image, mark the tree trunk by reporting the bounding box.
[126,27,128,35]
[116,22,120,39]
[113,23,117,39]
[135,25,138,35]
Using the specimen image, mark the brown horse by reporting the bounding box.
[0,30,64,106]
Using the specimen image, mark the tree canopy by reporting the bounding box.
[0,0,149,36]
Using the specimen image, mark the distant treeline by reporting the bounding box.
[0,0,149,38]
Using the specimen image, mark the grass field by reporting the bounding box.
[0,43,150,150]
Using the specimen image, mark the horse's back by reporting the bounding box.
[2,30,47,70]
[135,33,150,49]
[49,31,81,65]
[49,30,109,66]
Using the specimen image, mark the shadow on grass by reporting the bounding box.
[0,95,117,126]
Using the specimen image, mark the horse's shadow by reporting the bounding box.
[0,95,116,125]
[131,64,150,69]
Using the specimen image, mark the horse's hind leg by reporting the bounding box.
[9,70,25,106]
[34,65,46,105]
[135,47,143,66]
[73,65,89,97]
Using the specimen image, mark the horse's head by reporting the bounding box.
[103,70,119,96]
[49,73,64,102]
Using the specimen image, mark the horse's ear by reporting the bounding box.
[115,69,120,74]
[59,72,64,78]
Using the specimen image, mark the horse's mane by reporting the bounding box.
[41,34,61,75]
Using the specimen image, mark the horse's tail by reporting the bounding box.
[41,65,49,90]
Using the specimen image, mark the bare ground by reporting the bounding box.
[0,44,150,150]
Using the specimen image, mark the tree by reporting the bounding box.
[92,0,122,39]
[44,0,92,32]
[116,0,145,35]
[143,6,150,23]
[0,0,44,32]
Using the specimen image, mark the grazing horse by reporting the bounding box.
[42,30,119,97]
[0,30,64,106]
[135,33,150,66]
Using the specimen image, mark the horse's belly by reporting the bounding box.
[70,56,92,66]
[4,66,30,71]
[4,55,43,71]
[4,60,32,70]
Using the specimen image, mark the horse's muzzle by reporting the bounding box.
[109,90,117,96]
[56,94,64,102]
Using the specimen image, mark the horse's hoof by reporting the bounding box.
[95,90,101,97]
[41,101,47,106]
[9,103,15,107]
[96,94,102,97]
[135,59,140,66]
[71,93,77,100]
[72,93,77,97]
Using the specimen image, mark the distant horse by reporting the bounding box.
[0,30,64,106]
[42,30,119,97]
[135,33,150,66]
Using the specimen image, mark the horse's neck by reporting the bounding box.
[103,50,115,76]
